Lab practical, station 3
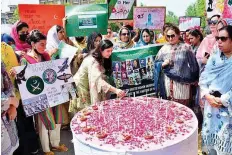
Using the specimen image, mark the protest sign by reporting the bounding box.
[111,44,163,97]
[223,0,232,18]
[179,16,201,32]
[65,4,108,37]
[51,41,79,62]
[108,0,136,20]
[14,58,77,117]
[206,0,225,18]
[18,4,65,35]
[133,7,166,30]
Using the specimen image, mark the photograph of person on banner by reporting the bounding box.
[139,59,146,68]
[113,61,121,72]
[113,71,121,79]
[115,78,123,88]
[121,71,129,85]
[132,59,140,70]
[121,61,127,72]
[139,67,147,79]
[134,70,142,85]
[128,76,136,85]
[146,56,154,72]
[126,60,133,74]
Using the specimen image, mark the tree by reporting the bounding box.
[8,6,19,24]
[185,0,207,28]
[185,3,197,16]
[166,11,179,25]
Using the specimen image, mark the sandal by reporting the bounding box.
[44,151,54,155]
[51,144,68,152]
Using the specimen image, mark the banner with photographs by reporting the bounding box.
[65,4,108,37]
[14,58,77,117]
[108,0,136,20]
[111,44,163,97]
[179,16,201,32]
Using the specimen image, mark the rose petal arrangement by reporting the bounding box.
[71,97,197,152]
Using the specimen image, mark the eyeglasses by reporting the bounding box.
[121,33,129,36]
[166,34,176,39]
[215,36,229,42]
[208,20,218,25]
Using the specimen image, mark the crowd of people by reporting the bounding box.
[1,13,232,155]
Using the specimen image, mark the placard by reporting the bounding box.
[223,0,232,18]
[18,4,65,35]
[111,44,163,97]
[14,58,77,117]
[65,4,108,37]
[133,7,166,30]
[179,16,201,32]
[108,0,136,20]
[206,0,225,18]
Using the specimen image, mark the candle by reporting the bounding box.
[133,119,136,130]
[86,121,87,128]
[133,92,135,97]
[101,127,103,133]
[117,116,120,129]
[98,108,100,120]
[166,104,168,119]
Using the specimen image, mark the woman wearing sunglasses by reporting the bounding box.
[113,27,134,51]
[154,25,199,107]
[199,25,232,155]
[196,15,220,68]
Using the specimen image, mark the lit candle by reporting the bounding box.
[117,116,120,129]
[133,119,136,130]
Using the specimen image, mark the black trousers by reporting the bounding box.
[13,101,40,155]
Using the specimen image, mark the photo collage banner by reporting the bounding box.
[111,44,163,97]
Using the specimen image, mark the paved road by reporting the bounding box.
[37,130,74,155]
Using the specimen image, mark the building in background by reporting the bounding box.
[1,5,17,24]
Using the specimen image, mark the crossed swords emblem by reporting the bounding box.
[31,80,41,92]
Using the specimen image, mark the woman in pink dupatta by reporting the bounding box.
[11,21,31,56]
[196,15,220,71]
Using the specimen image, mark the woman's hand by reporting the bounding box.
[9,68,17,78]
[162,59,170,68]
[7,105,17,120]
[116,89,126,98]
[49,48,58,56]
[205,94,222,108]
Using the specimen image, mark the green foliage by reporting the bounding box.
[185,3,197,16]
[8,6,19,24]
[185,0,207,28]
[166,11,178,25]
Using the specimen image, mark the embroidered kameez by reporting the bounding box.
[199,48,232,155]
[1,62,19,155]
[155,43,199,106]
[69,55,111,113]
